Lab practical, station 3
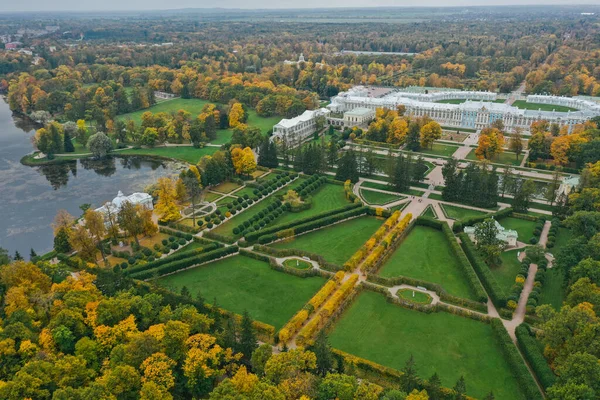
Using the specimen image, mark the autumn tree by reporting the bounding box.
[508,128,524,160]
[228,102,245,128]
[420,121,442,149]
[87,132,113,158]
[154,177,180,223]
[83,209,108,264]
[231,147,257,176]
[475,127,504,161]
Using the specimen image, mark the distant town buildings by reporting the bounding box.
[327,86,600,133]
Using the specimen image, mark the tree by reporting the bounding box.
[228,102,245,128]
[83,209,107,264]
[512,179,536,212]
[474,218,503,265]
[76,119,88,146]
[69,224,98,262]
[420,121,442,149]
[239,311,257,363]
[87,131,113,158]
[182,170,202,227]
[54,227,72,254]
[312,330,333,377]
[400,355,419,393]
[118,201,145,246]
[29,248,37,260]
[426,372,442,400]
[406,122,421,151]
[251,344,272,377]
[546,168,562,206]
[231,147,257,176]
[318,373,358,400]
[453,376,467,400]
[500,167,514,198]
[155,177,180,223]
[335,150,359,183]
[508,129,524,160]
[476,127,504,161]
[63,126,75,153]
[283,190,302,208]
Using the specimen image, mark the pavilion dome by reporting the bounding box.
[112,191,128,208]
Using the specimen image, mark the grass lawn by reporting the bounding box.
[494,250,522,294]
[156,256,325,329]
[139,233,171,249]
[274,183,350,226]
[512,100,577,112]
[397,288,432,304]
[413,142,459,158]
[271,216,383,265]
[497,217,537,243]
[550,227,574,256]
[436,99,506,105]
[465,149,522,166]
[118,146,218,164]
[538,267,565,310]
[441,131,469,143]
[378,226,478,300]
[360,189,404,206]
[440,204,488,220]
[283,259,313,270]
[212,181,242,194]
[329,291,525,400]
[421,205,437,219]
[204,192,222,202]
[361,180,391,191]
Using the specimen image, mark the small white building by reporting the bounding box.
[272,108,330,143]
[94,191,153,227]
[464,219,518,247]
[558,175,580,197]
[343,107,375,127]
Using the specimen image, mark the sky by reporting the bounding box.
[4,0,600,13]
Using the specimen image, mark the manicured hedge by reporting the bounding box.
[417,217,488,303]
[515,324,556,389]
[130,246,238,280]
[125,243,221,276]
[268,258,319,278]
[458,233,507,308]
[203,231,237,244]
[238,249,271,263]
[256,207,369,245]
[158,226,194,241]
[244,203,362,242]
[490,319,543,400]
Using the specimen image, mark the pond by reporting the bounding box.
[0,99,182,258]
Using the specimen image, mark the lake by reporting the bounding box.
[0,99,182,258]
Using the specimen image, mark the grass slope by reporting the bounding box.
[271,216,383,265]
[156,256,325,329]
[378,226,477,300]
[274,183,350,226]
[329,291,525,400]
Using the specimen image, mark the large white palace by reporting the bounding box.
[272,108,331,143]
[327,86,600,133]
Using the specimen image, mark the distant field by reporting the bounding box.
[156,256,325,329]
[117,98,281,139]
[118,146,218,164]
[512,100,577,112]
[329,291,525,400]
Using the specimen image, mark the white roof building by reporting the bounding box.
[272,108,330,143]
[94,191,153,226]
[328,86,600,133]
[464,219,519,247]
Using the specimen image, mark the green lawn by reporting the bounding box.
[512,100,577,112]
[538,267,565,310]
[213,181,242,194]
[204,192,222,202]
[412,142,459,158]
[329,291,525,400]
[550,227,574,256]
[283,259,312,270]
[118,146,218,164]
[465,149,522,166]
[378,226,478,300]
[360,189,404,206]
[494,249,523,294]
[117,98,281,142]
[212,191,283,237]
[271,216,383,265]
[273,183,350,226]
[436,99,506,105]
[421,205,437,219]
[498,217,537,243]
[440,204,489,220]
[397,288,432,304]
[361,181,425,197]
[156,256,325,329]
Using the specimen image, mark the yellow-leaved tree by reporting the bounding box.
[419,121,442,149]
[228,102,245,128]
[231,147,257,176]
[155,177,181,223]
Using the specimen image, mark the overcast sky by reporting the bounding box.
[4,0,600,12]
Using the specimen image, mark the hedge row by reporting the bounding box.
[490,319,543,400]
[256,207,369,245]
[158,226,194,240]
[453,207,514,233]
[458,233,507,308]
[232,199,286,237]
[204,302,276,344]
[545,218,560,249]
[278,272,344,343]
[436,219,487,303]
[515,324,556,389]
[238,249,270,263]
[360,213,412,273]
[203,231,237,244]
[130,246,238,280]
[244,202,362,242]
[294,174,327,198]
[343,179,360,203]
[268,258,319,278]
[344,211,402,271]
[125,242,221,276]
[252,245,344,272]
